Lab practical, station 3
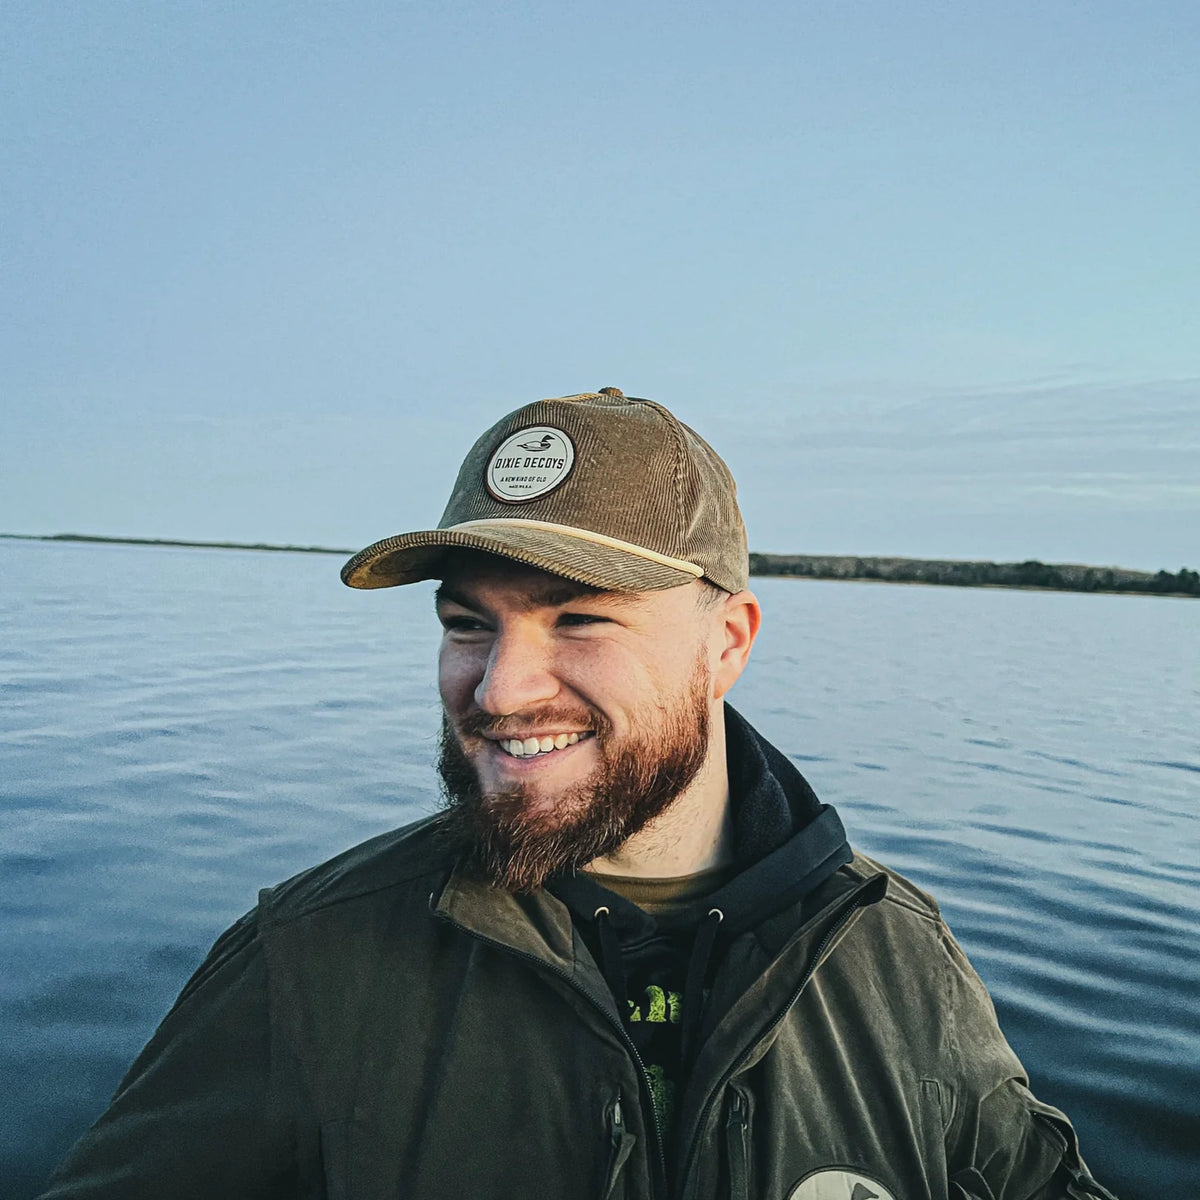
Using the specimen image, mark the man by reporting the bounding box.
[42,388,1115,1199]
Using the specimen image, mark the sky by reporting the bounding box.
[3,1,1198,571]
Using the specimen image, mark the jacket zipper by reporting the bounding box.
[604,1093,637,1199]
[436,913,671,1200]
[677,887,877,1197]
[724,1087,750,1200]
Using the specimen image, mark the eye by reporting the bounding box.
[557,612,610,628]
[439,614,489,633]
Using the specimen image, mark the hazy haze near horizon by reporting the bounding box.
[3,3,1198,571]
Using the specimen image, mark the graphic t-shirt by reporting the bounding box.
[583,864,737,1134]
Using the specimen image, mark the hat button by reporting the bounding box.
[598,386,624,397]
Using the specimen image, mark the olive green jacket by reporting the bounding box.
[41,817,1114,1200]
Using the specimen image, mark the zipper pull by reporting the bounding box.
[725,1089,751,1200]
[604,1094,636,1198]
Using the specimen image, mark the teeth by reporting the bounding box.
[499,733,587,758]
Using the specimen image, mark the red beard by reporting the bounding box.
[436,670,711,893]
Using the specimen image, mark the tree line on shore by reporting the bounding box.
[748,554,1200,597]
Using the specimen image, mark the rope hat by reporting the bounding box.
[341,387,749,593]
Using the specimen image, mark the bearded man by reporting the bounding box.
[41,389,1114,1200]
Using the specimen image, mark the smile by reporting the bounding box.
[497,732,592,758]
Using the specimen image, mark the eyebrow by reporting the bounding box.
[434,581,649,614]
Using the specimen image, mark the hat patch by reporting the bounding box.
[486,426,576,503]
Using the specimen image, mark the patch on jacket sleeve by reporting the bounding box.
[787,1168,897,1200]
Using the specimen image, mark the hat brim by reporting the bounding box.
[340,523,701,592]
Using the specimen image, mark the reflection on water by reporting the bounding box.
[2,541,1196,1198]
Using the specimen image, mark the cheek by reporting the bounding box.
[561,655,659,730]
[639,639,713,712]
[438,643,482,710]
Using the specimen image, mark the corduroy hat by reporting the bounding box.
[340,388,748,593]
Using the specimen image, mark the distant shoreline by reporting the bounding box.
[0,532,359,556]
[748,553,1199,598]
[3,532,1197,598]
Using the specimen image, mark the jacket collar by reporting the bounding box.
[433,873,625,1021]
[434,873,576,974]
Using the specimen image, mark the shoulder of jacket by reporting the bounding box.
[255,812,454,929]
[848,850,944,926]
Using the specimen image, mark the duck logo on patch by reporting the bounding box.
[786,1169,896,1200]
[486,426,576,503]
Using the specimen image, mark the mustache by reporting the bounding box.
[454,706,613,741]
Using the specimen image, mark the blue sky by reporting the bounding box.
[3,2,1198,569]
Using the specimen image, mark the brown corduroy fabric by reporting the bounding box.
[341,389,749,593]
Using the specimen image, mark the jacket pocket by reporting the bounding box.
[724,1086,752,1200]
[604,1094,637,1200]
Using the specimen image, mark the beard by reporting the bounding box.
[436,665,712,893]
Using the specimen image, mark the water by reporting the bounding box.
[1,539,1196,1198]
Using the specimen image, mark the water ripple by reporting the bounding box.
[1,545,1196,1199]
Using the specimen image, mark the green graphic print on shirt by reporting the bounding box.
[584,863,736,1139]
[628,985,683,1130]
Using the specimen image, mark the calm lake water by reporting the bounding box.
[1,539,1196,1199]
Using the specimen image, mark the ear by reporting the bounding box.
[711,590,761,700]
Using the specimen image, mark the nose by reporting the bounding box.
[473,625,560,715]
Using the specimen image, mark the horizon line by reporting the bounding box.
[2,531,1195,588]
